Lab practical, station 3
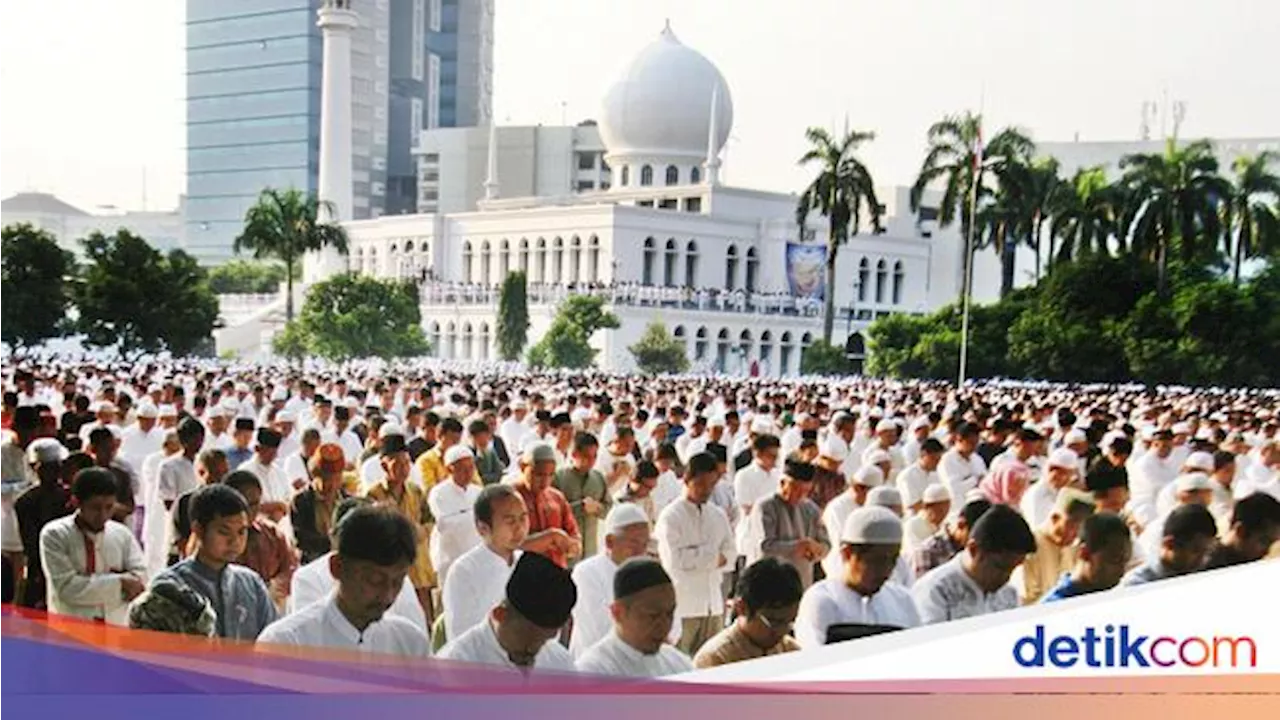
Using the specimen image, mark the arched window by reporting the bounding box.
[716,328,731,373]
[621,166,630,187]
[673,325,687,350]
[664,239,678,287]
[739,329,753,370]
[479,323,490,361]
[429,322,441,358]
[684,240,699,288]
[462,323,474,360]
[892,261,904,305]
[462,242,474,282]
[875,259,887,304]
[665,165,679,186]
[368,247,378,276]
[642,237,655,285]
[695,327,709,361]
[445,322,457,359]
[519,238,530,273]
[569,236,582,284]
[690,166,701,184]
[780,331,794,375]
[551,237,564,284]
[745,247,759,292]
[536,238,547,282]
[353,248,364,275]
[404,240,414,253]
[759,331,773,373]
[725,244,739,290]
[499,239,510,278]
[857,257,869,302]
[480,240,492,285]
[588,236,601,283]
[640,165,653,186]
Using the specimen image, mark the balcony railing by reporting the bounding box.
[416,281,826,317]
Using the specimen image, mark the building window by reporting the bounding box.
[892,261,904,305]
[445,322,456,359]
[694,327,708,360]
[665,165,679,185]
[759,331,773,371]
[372,156,386,171]
[588,236,600,283]
[430,322,441,357]
[536,238,547,283]
[410,97,424,141]
[739,329,754,367]
[371,181,385,197]
[499,240,510,278]
[780,332,794,375]
[637,200,654,208]
[374,130,387,145]
[674,326,687,354]
[690,166,701,184]
[577,152,595,170]
[664,239,678,287]
[875,259,887,304]
[478,323,490,361]
[684,240,698,288]
[857,258,869,302]
[643,237,655,285]
[569,236,582,284]
[519,238,530,273]
[640,165,653,186]
[429,0,442,31]
[745,247,759,292]
[716,329,731,373]
[426,55,440,128]
[462,323,474,360]
[684,197,702,213]
[576,180,595,192]
[658,198,677,210]
[551,237,564,284]
[620,166,630,187]
[462,241,473,282]
[725,244,739,290]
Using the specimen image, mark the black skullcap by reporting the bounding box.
[784,458,816,482]
[506,552,576,629]
[256,428,282,448]
[613,557,672,601]
[381,433,408,456]
[706,442,728,464]
[334,406,350,421]
[970,504,1036,554]
[1085,464,1128,493]
[801,428,818,441]
[234,417,255,432]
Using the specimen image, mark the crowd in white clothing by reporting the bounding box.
[416,280,825,316]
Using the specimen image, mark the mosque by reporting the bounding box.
[223,10,983,375]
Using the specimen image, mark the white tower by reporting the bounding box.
[306,0,359,284]
[703,83,721,186]
[483,121,500,201]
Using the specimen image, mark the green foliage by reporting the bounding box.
[271,320,310,361]
[75,230,219,357]
[628,322,690,375]
[799,340,856,376]
[1,223,75,350]
[496,271,530,361]
[207,259,288,294]
[290,274,428,360]
[526,295,620,369]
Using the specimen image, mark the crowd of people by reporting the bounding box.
[2,358,1278,677]
[415,280,825,316]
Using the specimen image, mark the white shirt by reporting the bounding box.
[896,464,939,509]
[241,456,291,504]
[440,619,576,674]
[139,449,168,515]
[283,452,311,490]
[40,516,146,626]
[939,450,985,514]
[1020,480,1061,529]
[145,454,197,576]
[426,480,482,584]
[1128,451,1179,526]
[336,429,363,466]
[795,576,921,648]
[780,426,804,458]
[733,462,781,561]
[820,493,861,579]
[118,425,164,487]
[651,470,683,516]
[902,513,938,554]
[568,554,618,659]
[576,630,694,677]
[443,545,520,641]
[498,417,531,457]
[912,552,1018,624]
[288,552,427,635]
[654,497,736,620]
[258,593,430,657]
[862,443,906,482]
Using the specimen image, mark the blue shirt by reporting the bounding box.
[225,447,253,470]
[1039,573,1094,603]
[155,557,277,640]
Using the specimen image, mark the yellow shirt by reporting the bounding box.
[1016,528,1078,605]
[414,445,482,493]
[365,481,435,589]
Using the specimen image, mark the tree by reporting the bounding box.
[1049,166,1121,265]
[207,259,288,294]
[1021,157,1064,281]
[234,188,349,322]
[1,223,75,352]
[271,320,310,361]
[628,322,689,375]
[1222,151,1280,284]
[799,340,856,376]
[292,273,428,360]
[796,126,883,344]
[496,271,531,361]
[76,230,219,356]
[1119,138,1231,294]
[526,295,620,369]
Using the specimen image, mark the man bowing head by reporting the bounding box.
[576,557,693,677]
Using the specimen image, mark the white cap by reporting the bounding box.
[874,419,897,434]
[27,438,68,465]
[158,404,178,418]
[276,410,296,423]
[219,398,239,413]
[840,506,903,544]
[444,445,474,467]
[1047,448,1079,470]
[1063,429,1088,445]
[707,414,726,429]
[819,434,848,462]
[749,416,775,435]
[867,485,903,510]
[1183,451,1215,473]
[206,406,227,420]
[910,416,931,432]
[922,484,952,504]
[135,403,159,419]
[865,449,892,467]
[380,422,405,439]
[604,503,650,535]
[1171,421,1192,436]
[852,464,885,488]
[270,388,288,402]
[1175,472,1213,493]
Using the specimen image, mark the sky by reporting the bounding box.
[2,0,1277,214]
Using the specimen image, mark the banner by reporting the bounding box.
[785,243,826,301]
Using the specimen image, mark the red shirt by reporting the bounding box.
[514,483,579,568]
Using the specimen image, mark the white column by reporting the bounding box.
[306,1,359,285]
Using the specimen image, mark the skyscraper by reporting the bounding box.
[185,0,492,262]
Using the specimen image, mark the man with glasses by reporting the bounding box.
[694,557,804,668]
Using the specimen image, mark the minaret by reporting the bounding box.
[483,121,500,201]
[703,82,721,186]
[306,0,358,284]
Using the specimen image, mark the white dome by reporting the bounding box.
[598,22,733,166]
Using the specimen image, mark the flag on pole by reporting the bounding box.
[972,122,984,175]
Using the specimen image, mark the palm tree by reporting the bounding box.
[1222,151,1280,284]
[1021,157,1063,280]
[1118,139,1230,294]
[974,164,1027,297]
[796,126,883,344]
[1049,166,1120,265]
[234,188,350,322]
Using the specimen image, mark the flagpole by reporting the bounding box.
[957,87,985,388]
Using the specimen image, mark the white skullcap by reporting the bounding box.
[874,419,897,434]
[219,398,239,412]
[910,416,931,431]
[867,485,903,509]
[840,506,903,545]
[158,404,178,418]
[276,410,296,423]
[1193,427,1215,441]
[1171,422,1192,435]
[270,387,288,402]
[852,464,885,488]
[1183,451,1215,473]
[147,383,162,393]
[922,484,952,504]
[1063,429,1088,445]
[867,406,884,419]
[749,416,776,434]
[444,445,474,466]
[1175,472,1212,493]
[707,414,726,429]
[27,438,68,465]
[135,403,159,419]
[510,399,527,410]
[819,434,848,462]
[604,503,650,535]
[206,406,227,419]
[865,449,892,467]
[1047,448,1079,470]
[380,422,405,438]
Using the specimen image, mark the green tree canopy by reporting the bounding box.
[291,273,428,360]
[527,295,620,369]
[628,322,690,375]
[207,259,288,294]
[1,223,76,351]
[75,230,219,357]
[496,271,530,361]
